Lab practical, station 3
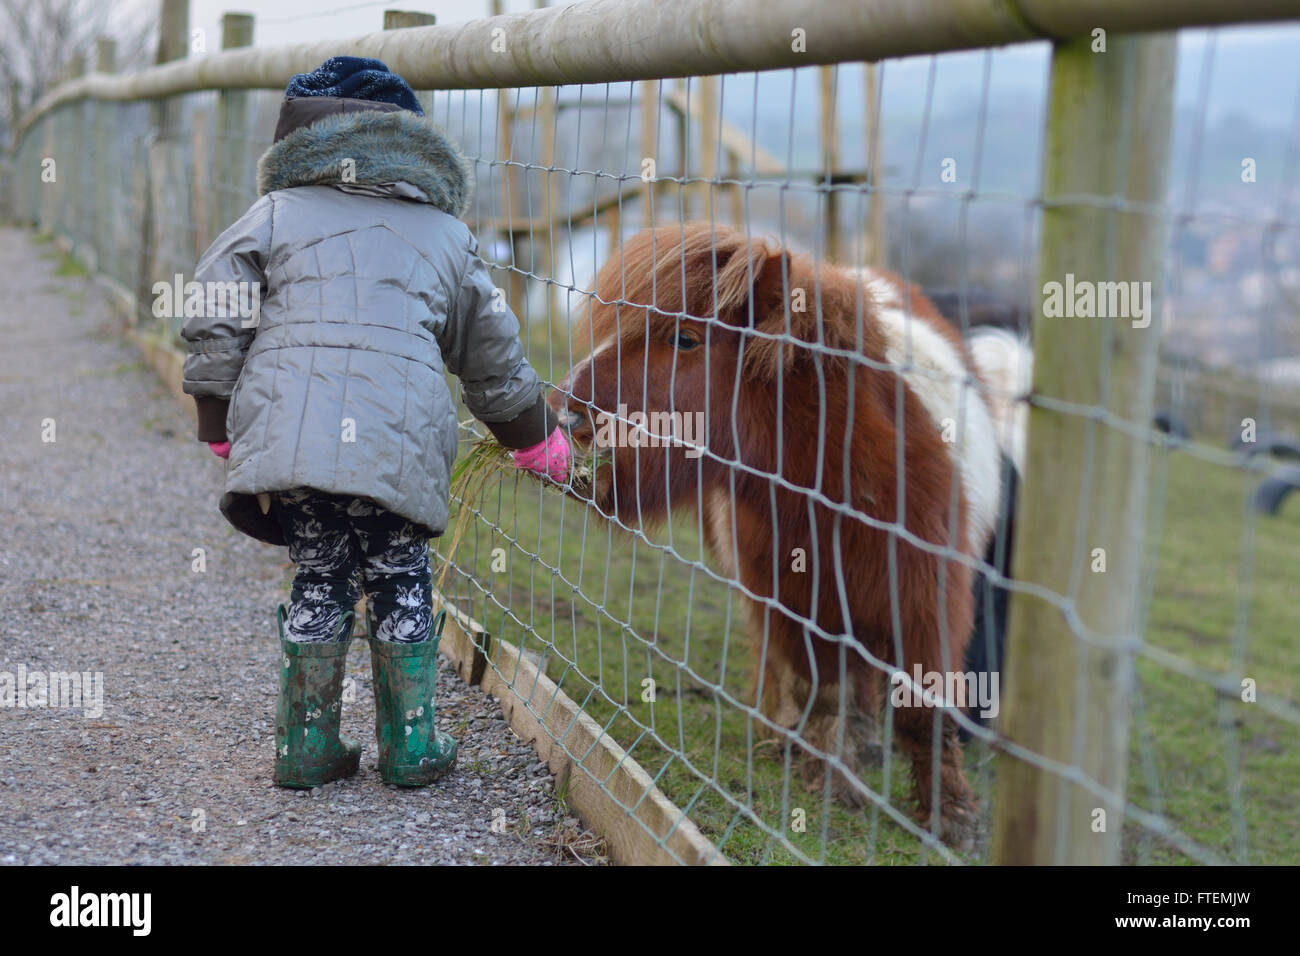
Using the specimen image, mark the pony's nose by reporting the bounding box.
[546,379,584,428]
[553,356,594,403]
[547,381,573,412]
[555,407,584,429]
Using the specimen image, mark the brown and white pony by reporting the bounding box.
[549,222,1028,848]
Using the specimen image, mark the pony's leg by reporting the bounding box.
[708,498,810,736]
[853,663,885,766]
[746,600,809,734]
[797,678,880,807]
[742,607,855,802]
[892,670,979,851]
[747,613,886,805]
[735,563,879,802]
[779,635,884,807]
[809,660,885,772]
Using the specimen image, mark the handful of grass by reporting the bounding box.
[434,429,606,596]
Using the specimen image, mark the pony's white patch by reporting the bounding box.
[560,337,616,396]
[704,487,736,576]
[867,275,903,310]
[850,267,904,310]
[873,307,1002,551]
[966,327,1032,476]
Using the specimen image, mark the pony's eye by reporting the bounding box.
[673,331,701,351]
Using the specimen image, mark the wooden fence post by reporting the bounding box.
[532,0,557,333]
[864,62,885,267]
[383,10,436,114]
[67,55,88,256]
[693,75,718,228]
[6,82,23,222]
[138,0,190,328]
[152,0,188,135]
[39,97,57,236]
[640,79,658,229]
[818,65,840,264]
[533,83,558,334]
[93,39,117,281]
[213,13,254,244]
[991,33,1176,865]
[488,0,529,326]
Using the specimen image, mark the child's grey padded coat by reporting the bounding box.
[181,103,554,545]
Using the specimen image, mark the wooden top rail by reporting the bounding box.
[17,0,1300,139]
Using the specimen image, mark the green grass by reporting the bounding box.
[438,433,1299,865]
[437,313,1299,863]
[53,250,89,278]
[1122,448,1300,865]
[30,235,88,277]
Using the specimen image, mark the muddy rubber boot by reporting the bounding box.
[368,606,458,786]
[273,605,362,788]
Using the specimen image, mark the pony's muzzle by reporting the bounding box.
[554,408,584,430]
[547,382,590,435]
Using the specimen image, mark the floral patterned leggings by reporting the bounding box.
[270,488,433,644]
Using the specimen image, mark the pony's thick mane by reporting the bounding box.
[589,222,887,379]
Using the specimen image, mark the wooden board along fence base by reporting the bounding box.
[434,593,728,866]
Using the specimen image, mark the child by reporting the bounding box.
[181,57,571,789]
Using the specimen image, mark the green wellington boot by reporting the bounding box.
[368,605,458,786]
[273,605,362,788]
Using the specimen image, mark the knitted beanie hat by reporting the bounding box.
[283,56,423,115]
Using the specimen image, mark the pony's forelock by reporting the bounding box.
[579,221,894,386]
[584,223,778,348]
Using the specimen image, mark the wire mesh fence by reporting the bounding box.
[9,2,1300,865]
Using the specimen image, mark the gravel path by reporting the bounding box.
[0,228,599,865]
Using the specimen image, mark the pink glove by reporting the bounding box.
[510,426,570,483]
[208,441,230,459]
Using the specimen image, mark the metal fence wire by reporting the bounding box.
[10,0,1300,865]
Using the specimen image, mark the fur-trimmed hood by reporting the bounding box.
[256,108,473,218]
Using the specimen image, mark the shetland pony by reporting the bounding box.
[549,222,1029,848]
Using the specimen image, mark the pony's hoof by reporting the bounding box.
[943,810,978,852]
[921,801,979,852]
[799,752,868,808]
[860,740,885,768]
[828,770,868,808]
[913,790,980,851]
[848,713,884,769]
